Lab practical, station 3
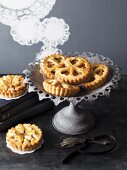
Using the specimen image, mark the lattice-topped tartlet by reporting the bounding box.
[6,124,43,154]
[0,75,27,98]
[43,79,80,97]
[40,54,66,79]
[55,57,91,85]
[83,64,109,90]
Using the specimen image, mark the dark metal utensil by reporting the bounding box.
[62,135,117,164]
[60,137,86,148]
[60,135,112,148]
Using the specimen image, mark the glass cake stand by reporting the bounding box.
[23,52,120,135]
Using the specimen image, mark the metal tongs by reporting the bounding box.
[59,135,117,164]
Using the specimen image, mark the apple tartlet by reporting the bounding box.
[43,79,80,97]
[40,54,66,79]
[0,75,27,98]
[83,64,109,90]
[6,124,43,154]
[55,57,91,85]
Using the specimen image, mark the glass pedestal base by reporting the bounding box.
[52,102,95,135]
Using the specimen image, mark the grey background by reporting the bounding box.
[0,0,127,74]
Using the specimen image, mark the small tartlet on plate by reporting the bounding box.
[6,123,43,154]
[0,75,27,99]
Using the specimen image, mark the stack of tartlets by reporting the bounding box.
[6,123,43,154]
[40,54,109,97]
[0,75,27,99]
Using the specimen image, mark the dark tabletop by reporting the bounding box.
[0,76,127,170]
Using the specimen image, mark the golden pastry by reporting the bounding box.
[6,124,43,154]
[43,79,80,97]
[0,75,27,98]
[40,54,66,79]
[55,57,91,85]
[83,64,109,90]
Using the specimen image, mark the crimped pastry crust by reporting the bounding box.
[0,88,27,98]
[40,54,66,79]
[6,124,43,152]
[0,75,27,98]
[43,79,80,97]
[83,64,109,90]
[55,57,91,85]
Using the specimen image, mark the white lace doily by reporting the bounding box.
[40,17,70,47]
[0,0,56,25]
[10,16,43,46]
[23,52,121,106]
